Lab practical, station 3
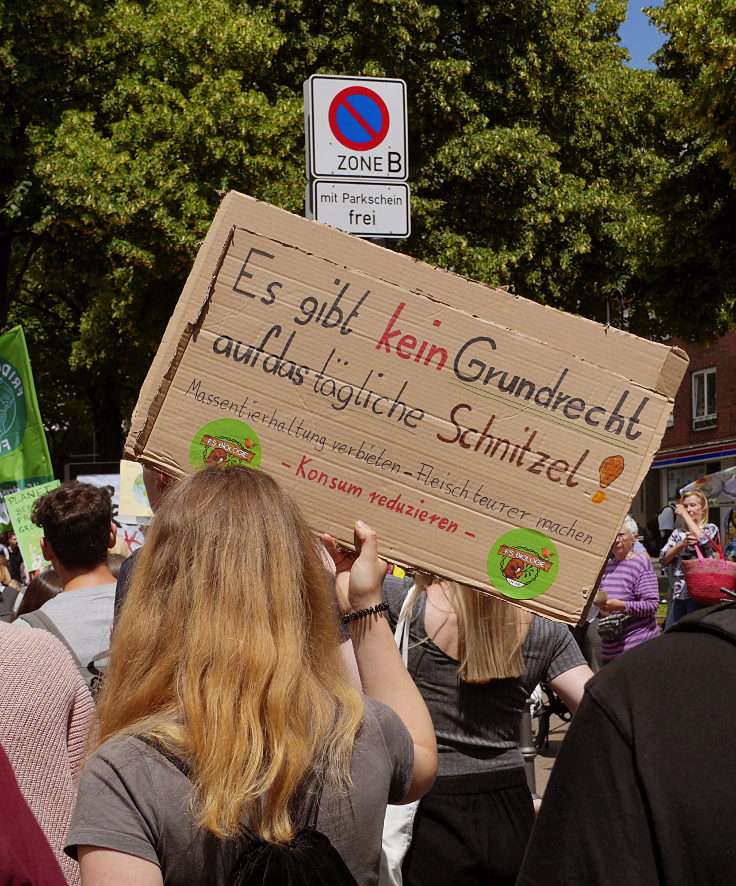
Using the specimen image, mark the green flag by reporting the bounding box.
[0,326,54,521]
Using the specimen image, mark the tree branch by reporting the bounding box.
[7,233,42,303]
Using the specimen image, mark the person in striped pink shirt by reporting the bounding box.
[597,515,660,663]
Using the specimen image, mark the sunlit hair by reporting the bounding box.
[14,567,62,619]
[411,574,528,683]
[680,489,709,527]
[94,464,364,843]
[106,552,127,579]
[0,555,11,587]
[622,514,639,539]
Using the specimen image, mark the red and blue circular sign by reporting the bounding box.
[328,86,390,151]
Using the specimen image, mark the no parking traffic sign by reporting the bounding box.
[329,86,390,151]
[304,75,408,180]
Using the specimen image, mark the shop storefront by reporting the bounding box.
[649,441,736,540]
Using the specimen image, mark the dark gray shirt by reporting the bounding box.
[383,576,585,776]
[66,696,412,885]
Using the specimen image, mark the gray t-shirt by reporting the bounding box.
[17,584,116,667]
[66,696,413,885]
[383,575,585,776]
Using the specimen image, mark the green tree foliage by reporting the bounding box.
[271,0,654,324]
[2,0,303,463]
[651,0,736,183]
[634,0,736,340]
[1,0,109,463]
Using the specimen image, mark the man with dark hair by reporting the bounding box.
[32,482,114,571]
[17,482,117,669]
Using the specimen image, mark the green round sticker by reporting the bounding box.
[0,360,27,455]
[486,529,559,600]
[189,419,262,469]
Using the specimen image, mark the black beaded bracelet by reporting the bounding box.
[341,602,389,624]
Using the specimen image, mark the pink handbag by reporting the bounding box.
[683,536,736,605]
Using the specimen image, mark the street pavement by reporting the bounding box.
[532,711,569,796]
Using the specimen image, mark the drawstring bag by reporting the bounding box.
[683,536,736,606]
[139,737,358,886]
[228,828,357,885]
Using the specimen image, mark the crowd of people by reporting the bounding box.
[0,466,734,885]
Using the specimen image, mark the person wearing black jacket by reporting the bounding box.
[6,532,26,584]
[517,604,736,886]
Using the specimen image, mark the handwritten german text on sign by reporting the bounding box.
[126,193,687,624]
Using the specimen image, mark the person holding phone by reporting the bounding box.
[661,490,718,627]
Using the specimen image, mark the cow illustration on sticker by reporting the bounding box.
[486,529,559,600]
[189,419,262,469]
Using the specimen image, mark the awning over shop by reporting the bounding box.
[651,440,736,470]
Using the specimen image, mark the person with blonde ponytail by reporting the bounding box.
[66,464,436,885]
[382,574,592,886]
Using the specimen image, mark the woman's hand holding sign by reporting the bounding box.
[322,521,437,803]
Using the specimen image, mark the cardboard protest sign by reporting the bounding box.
[4,480,60,573]
[125,192,688,623]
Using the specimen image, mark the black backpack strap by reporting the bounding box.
[87,650,110,676]
[22,609,87,669]
[667,601,736,646]
[21,609,105,693]
[137,735,192,777]
[86,650,110,697]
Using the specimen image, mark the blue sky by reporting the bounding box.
[618,0,666,69]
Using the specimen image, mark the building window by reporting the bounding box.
[692,369,717,430]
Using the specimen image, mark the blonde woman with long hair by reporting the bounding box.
[382,573,592,886]
[661,488,719,626]
[66,465,436,885]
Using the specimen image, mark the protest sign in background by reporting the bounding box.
[4,480,61,572]
[682,465,736,507]
[118,459,153,524]
[77,471,145,554]
[125,193,688,624]
[0,326,54,523]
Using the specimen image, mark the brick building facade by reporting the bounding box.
[631,330,736,540]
